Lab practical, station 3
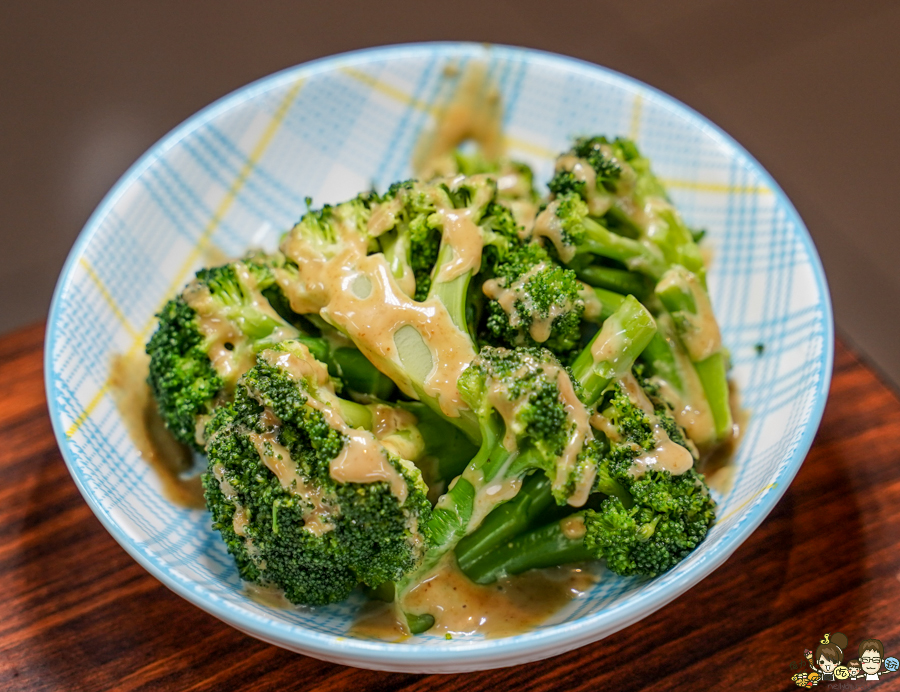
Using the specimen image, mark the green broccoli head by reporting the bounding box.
[583,473,715,578]
[547,170,587,199]
[548,192,598,250]
[203,340,432,603]
[569,136,625,189]
[456,345,592,502]
[292,192,380,258]
[376,176,504,302]
[581,370,715,577]
[377,180,443,301]
[277,191,383,311]
[535,191,668,278]
[482,241,586,359]
[146,256,300,450]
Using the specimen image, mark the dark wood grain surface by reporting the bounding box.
[1,323,898,691]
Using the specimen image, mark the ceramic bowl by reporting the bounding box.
[45,42,832,673]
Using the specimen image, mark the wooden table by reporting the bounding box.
[2,324,898,691]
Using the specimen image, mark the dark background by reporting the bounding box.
[2,1,898,387]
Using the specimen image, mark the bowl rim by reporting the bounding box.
[44,41,833,670]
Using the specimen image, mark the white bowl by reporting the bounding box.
[45,42,832,673]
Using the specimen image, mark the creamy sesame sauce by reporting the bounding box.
[412,61,503,180]
[370,405,424,462]
[279,219,476,419]
[109,352,205,509]
[456,459,524,536]
[352,554,599,641]
[589,309,637,380]
[532,200,576,263]
[435,206,485,282]
[247,411,335,537]
[243,582,296,609]
[555,154,612,217]
[580,284,603,321]
[560,515,587,540]
[474,350,595,508]
[649,314,717,447]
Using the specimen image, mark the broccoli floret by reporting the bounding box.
[583,483,714,578]
[374,177,502,302]
[387,344,600,625]
[569,136,625,190]
[203,340,432,604]
[146,252,397,450]
[280,178,496,442]
[454,297,715,582]
[448,151,539,206]
[456,366,715,583]
[143,138,733,630]
[547,135,707,279]
[482,241,586,359]
[583,411,715,578]
[408,297,656,587]
[581,362,714,577]
[377,180,444,301]
[146,256,301,450]
[535,192,668,278]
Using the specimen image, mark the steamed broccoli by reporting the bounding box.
[542,135,732,442]
[146,254,396,451]
[143,136,731,626]
[442,150,540,228]
[203,340,432,604]
[535,191,668,278]
[547,136,705,279]
[482,241,587,360]
[390,344,595,625]
[279,174,526,443]
[146,256,301,450]
[457,367,716,583]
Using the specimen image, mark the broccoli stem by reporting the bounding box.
[380,226,415,297]
[455,453,634,580]
[331,347,397,399]
[393,413,540,622]
[569,295,657,406]
[449,300,658,586]
[655,270,732,439]
[455,473,564,576]
[650,208,707,284]
[589,287,683,392]
[693,352,732,439]
[603,205,643,239]
[406,612,436,634]
[577,265,650,299]
[428,241,472,337]
[396,401,479,484]
[577,215,668,280]
[637,320,685,395]
[591,286,625,320]
[294,336,397,400]
[463,514,593,584]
